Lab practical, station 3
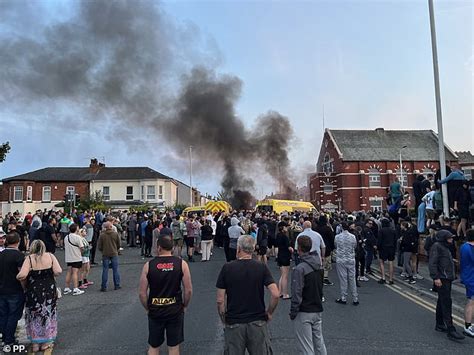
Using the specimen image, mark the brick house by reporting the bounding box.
[456,151,474,180]
[1,159,181,214]
[309,128,458,212]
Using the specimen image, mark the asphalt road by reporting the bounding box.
[48,247,473,355]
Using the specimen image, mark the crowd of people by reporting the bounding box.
[1,166,473,354]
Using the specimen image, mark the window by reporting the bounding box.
[147,185,156,200]
[26,186,33,202]
[322,153,334,174]
[126,186,134,200]
[102,186,110,201]
[323,182,333,194]
[368,169,381,187]
[158,185,163,200]
[423,168,434,180]
[66,186,75,198]
[370,199,383,212]
[42,186,51,202]
[396,169,408,187]
[141,186,145,200]
[13,186,23,202]
[463,168,473,180]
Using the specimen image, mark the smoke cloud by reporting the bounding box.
[0,0,295,208]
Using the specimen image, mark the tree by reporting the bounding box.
[78,191,107,212]
[0,142,11,163]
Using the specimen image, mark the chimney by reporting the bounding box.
[89,158,105,174]
[375,127,384,133]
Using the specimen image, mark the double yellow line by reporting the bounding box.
[366,273,465,327]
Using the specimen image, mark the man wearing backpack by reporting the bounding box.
[171,216,186,257]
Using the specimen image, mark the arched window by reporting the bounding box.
[395,169,408,187]
[368,169,381,187]
[322,153,334,174]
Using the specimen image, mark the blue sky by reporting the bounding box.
[1,0,472,198]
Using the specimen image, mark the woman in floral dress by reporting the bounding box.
[17,240,62,354]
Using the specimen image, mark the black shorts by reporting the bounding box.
[277,257,291,267]
[257,245,267,256]
[458,207,469,220]
[267,236,276,248]
[148,313,184,348]
[379,248,395,262]
[67,261,83,269]
[186,237,195,248]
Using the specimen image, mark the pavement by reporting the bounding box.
[9,247,474,354]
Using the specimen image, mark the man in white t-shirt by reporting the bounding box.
[296,221,326,265]
[64,224,87,295]
[422,190,436,228]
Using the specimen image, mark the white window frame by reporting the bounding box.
[370,199,383,211]
[368,170,381,187]
[396,169,408,187]
[102,186,110,201]
[26,186,33,202]
[322,153,334,174]
[147,185,156,200]
[158,185,163,200]
[462,167,473,181]
[126,186,134,200]
[66,186,75,198]
[42,186,51,202]
[323,182,333,194]
[13,186,23,202]
[141,186,145,200]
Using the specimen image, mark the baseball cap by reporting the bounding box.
[0,227,5,236]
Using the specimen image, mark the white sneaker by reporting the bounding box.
[414,274,424,280]
[463,325,474,338]
[63,287,72,295]
[72,288,85,296]
[119,247,124,251]
[322,296,325,302]
[400,272,407,278]
[360,276,369,282]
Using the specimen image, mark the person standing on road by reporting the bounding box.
[139,235,193,355]
[315,216,335,286]
[276,221,293,299]
[16,240,62,354]
[228,217,245,262]
[334,222,359,306]
[429,230,465,340]
[170,216,185,258]
[0,232,25,347]
[63,224,86,296]
[127,213,138,247]
[460,229,474,338]
[185,216,199,262]
[296,221,325,266]
[98,222,121,292]
[200,220,213,262]
[290,235,326,355]
[376,219,397,285]
[399,221,417,284]
[362,220,377,275]
[216,235,279,355]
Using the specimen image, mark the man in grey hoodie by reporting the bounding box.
[429,229,465,340]
[228,217,245,261]
[290,235,326,355]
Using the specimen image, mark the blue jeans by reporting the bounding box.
[0,293,25,345]
[101,256,120,289]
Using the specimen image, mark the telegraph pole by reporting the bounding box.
[428,0,449,217]
[189,146,193,207]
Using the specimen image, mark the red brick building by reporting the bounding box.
[309,128,458,212]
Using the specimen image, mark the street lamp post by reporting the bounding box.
[189,146,193,207]
[428,0,449,218]
[399,145,407,187]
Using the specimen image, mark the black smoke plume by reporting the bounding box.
[0,0,296,207]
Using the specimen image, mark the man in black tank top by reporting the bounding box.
[139,235,193,355]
